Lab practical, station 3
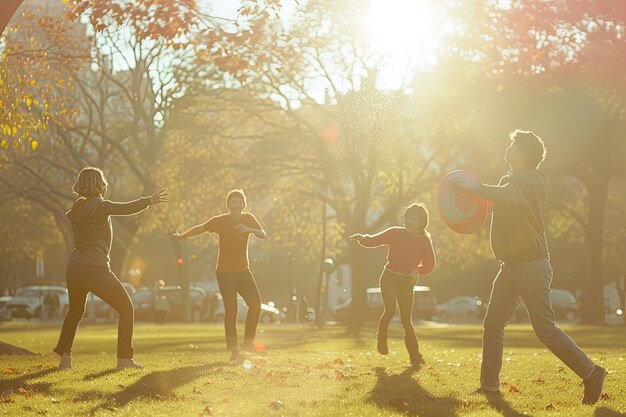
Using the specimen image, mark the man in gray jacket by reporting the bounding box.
[456,130,605,404]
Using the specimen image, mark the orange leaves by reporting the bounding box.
[389,398,410,411]
[269,400,285,410]
[73,0,198,46]
[507,384,520,393]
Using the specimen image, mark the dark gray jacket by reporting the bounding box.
[476,169,549,263]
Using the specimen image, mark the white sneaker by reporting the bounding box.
[58,354,72,370]
[116,358,144,370]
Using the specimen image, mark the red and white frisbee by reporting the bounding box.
[438,170,491,235]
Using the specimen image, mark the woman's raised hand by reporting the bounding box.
[348,233,364,241]
[150,188,168,205]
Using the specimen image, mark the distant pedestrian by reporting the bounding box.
[154,294,170,324]
[350,203,436,367]
[299,296,309,323]
[207,292,218,322]
[53,167,167,370]
[42,291,60,321]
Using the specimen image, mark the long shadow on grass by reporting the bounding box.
[366,366,463,417]
[89,361,228,414]
[0,368,56,394]
[422,326,626,350]
[83,368,121,381]
[482,391,532,417]
[259,326,369,351]
[595,407,626,417]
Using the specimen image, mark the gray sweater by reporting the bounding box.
[66,196,151,268]
[476,170,549,263]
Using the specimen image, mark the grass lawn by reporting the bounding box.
[0,321,624,416]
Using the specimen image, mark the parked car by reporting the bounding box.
[132,286,207,321]
[436,296,486,319]
[551,289,580,322]
[213,295,281,323]
[86,282,136,320]
[511,288,580,323]
[0,296,12,321]
[4,286,69,319]
[333,286,437,322]
[604,284,623,315]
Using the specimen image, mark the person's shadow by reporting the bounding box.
[0,368,56,394]
[366,366,462,417]
[595,406,626,417]
[481,390,532,417]
[88,361,228,413]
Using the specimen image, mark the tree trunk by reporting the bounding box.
[582,178,609,324]
[347,243,368,334]
[0,0,23,36]
[109,220,140,278]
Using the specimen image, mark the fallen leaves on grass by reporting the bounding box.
[269,400,285,410]
[508,385,520,393]
[389,398,409,411]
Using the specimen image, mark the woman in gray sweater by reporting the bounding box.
[53,167,167,370]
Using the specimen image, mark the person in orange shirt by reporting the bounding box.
[171,189,267,361]
[350,203,436,367]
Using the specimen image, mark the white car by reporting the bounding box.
[86,282,136,320]
[436,296,484,319]
[214,295,281,323]
[5,285,69,319]
[0,295,12,321]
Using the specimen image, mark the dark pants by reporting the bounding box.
[216,271,261,351]
[53,262,135,358]
[377,269,420,357]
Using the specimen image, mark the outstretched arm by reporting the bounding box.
[454,177,523,207]
[104,188,168,216]
[348,228,392,248]
[171,224,209,240]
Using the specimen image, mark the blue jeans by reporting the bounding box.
[481,258,595,391]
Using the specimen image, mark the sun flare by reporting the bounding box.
[364,0,438,57]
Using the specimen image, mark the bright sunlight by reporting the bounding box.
[363,0,442,87]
